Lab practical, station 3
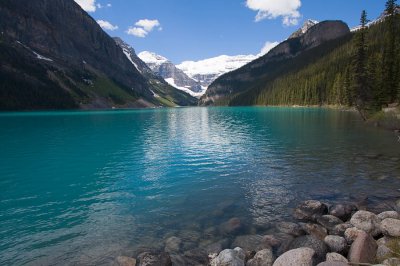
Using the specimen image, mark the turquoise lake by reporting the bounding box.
[1,107,400,265]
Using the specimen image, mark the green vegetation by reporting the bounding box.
[375,237,400,264]
[0,36,78,110]
[149,79,198,107]
[368,110,400,130]
[214,1,400,122]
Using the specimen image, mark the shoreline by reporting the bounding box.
[113,191,400,266]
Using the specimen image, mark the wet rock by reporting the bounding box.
[330,223,353,237]
[169,254,185,266]
[347,233,378,264]
[131,247,159,259]
[376,245,393,261]
[219,217,242,235]
[304,223,328,241]
[276,222,306,237]
[293,200,328,222]
[381,218,400,237]
[344,227,365,245]
[179,230,201,242]
[329,205,352,222]
[287,235,329,264]
[164,237,181,253]
[263,235,281,247]
[210,247,245,266]
[204,242,223,255]
[231,235,265,252]
[253,220,271,231]
[116,256,136,266]
[396,199,400,213]
[218,238,230,249]
[182,241,197,251]
[324,235,348,255]
[350,210,382,237]
[272,247,317,266]
[182,249,208,265]
[368,203,393,214]
[378,211,400,220]
[382,257,400,265]
[246,249,275,266]
[326,252,348,263]
[317,215,344,231]
[203,226,217,238]
[316,262,348,266]
[136,252,172,266]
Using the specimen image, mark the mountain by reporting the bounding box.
[289,19,319,38]
[199,20,350,105]
[176,54,258,89]
[138,51,204,98]
[0,0,197,110]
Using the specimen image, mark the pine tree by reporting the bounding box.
[352,10,370,120]
[383,0,399,103]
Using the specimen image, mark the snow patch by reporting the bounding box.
[138,51,169,66]
[165,78,206,98]
[17,41,53,61]
[176,54,258,78]
[122,49,141,73]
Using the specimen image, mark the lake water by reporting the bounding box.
[1,107,400,265]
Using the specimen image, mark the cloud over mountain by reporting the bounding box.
[126,19,162,38]
[97,20,118,31]
[246,0,302,26]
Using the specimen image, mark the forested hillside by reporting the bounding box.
[212,2,400,120]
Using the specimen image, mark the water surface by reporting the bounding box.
[1,107,399,265]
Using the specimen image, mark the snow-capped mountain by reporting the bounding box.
[138,51,205,98]
[176,54,258,88]
[289,19,319,39]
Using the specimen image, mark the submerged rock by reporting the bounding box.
[116,256,136,266]
[164,237,181,253]
[293,200,328,222]
[303,223,328,241]
[136,252,172,266]
[219,217,242,235]
[231,235,266,252]
[276,222,306,237]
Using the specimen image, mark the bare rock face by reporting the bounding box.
[287,235,329,264]
[0,0,152,98]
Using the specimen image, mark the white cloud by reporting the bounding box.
[126,19,162,38]
[258,41,280,56]
[107,4,111,7]
[97,20,118,31]
[246,0,302,26]
[74,0,96,12]
[135,19,162,32]
[126,27,148,37]
[96,3,102,8]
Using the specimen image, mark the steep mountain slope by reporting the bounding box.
[112,38,197,106]
[176,54,258,89]
[199,20,350,105]
[289,19,319,38]
[138,51,204,97]
[0,0,196,110]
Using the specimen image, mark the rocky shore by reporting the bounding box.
[112,198,400,266]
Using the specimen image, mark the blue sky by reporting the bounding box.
[75,0,388,65]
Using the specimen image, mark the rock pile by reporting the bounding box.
[113,199,400,266]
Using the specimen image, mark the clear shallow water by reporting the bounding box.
[0,107,400,265]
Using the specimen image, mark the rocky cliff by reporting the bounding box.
[0,0,197,110]
[138,51,203,97]
[200,20,350,105]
